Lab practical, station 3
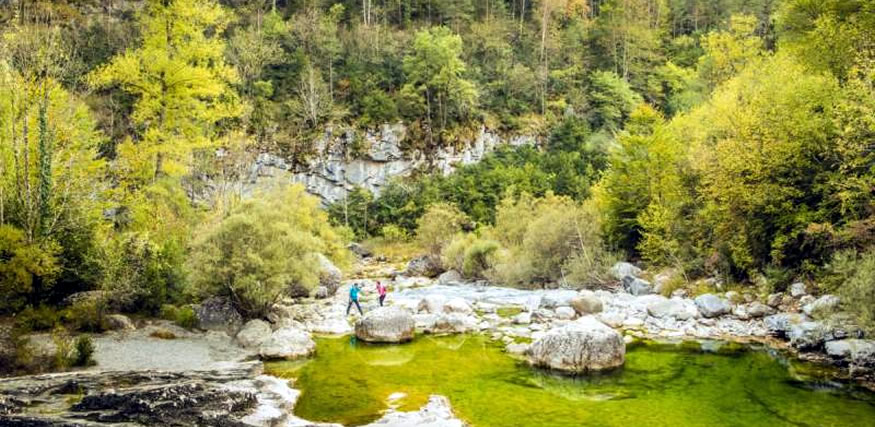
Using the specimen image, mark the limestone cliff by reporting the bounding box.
[247,123,537,204]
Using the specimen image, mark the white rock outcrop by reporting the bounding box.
[527,316,625,373]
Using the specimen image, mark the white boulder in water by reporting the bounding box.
[527,316,625,373]
[355,306,416,343]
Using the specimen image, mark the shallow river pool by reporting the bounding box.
[266,335,875,426]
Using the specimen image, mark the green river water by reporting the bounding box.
[266,335,875,427]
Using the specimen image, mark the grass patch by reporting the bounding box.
[496,307,523,318]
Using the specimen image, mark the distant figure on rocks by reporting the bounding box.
[377,281,387,306]
[347,283,364,316]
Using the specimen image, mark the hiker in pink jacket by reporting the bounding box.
[376,281,387,306]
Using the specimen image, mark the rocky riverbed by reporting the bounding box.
[3,259,874,426]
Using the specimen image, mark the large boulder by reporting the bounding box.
[236,319,272,349]
[195,297,243,334]
[622,276,653,296]
[734,301,774,320]
[571,293,603,316]
[694,294,730,318]
[348,242,373,258]
[405,255,443,278]
[418,294,448,314]
[527,316,625,373]
[611,262,642,281]
[258,327,316,360]
[647,298,698,320]
[315,253,343,296]
[105,314,136,331]
[355,306,416,343]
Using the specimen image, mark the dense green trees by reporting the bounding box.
[1,0,874,331]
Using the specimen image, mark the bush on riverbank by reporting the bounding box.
[435,193,615,289]
[828,248,875,334]
[188,185,350,318]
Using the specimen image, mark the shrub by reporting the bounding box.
[416,203,469,256]
[488,193,614,288]
[833,248,875,334]
[52,326,73,370]
[189,185,349,318]
[441,233,499,279]
[15,305,63,332]
[63,298,108,333]
[160,304,197,329]
[380,224,409,243]
[73,335,95,367]
[100,232,187,314]
[0,225,61,314]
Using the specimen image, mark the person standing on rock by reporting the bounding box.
[376,281,387,306]
[347,283,364,316]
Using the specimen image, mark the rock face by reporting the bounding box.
[571,294,603,315]
[315,253,343,296]
[694,294,731,318]
[194,296,243,334]
[0,364,261,425]
[406,255,444,278]
[527,316,625,373]
[258,327,316,359]
[247,124,537,205]
[355,306,416,343]
[236,319,272,349]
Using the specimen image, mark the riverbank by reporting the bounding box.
[2,258,874,425]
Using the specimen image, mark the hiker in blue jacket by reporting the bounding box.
[346,283,364,315]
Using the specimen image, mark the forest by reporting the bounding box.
[0,0,873,373]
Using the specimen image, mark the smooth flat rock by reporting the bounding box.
[259,327,316,360]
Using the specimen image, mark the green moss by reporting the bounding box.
[268,335,875,427]
[496,307,523,318]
